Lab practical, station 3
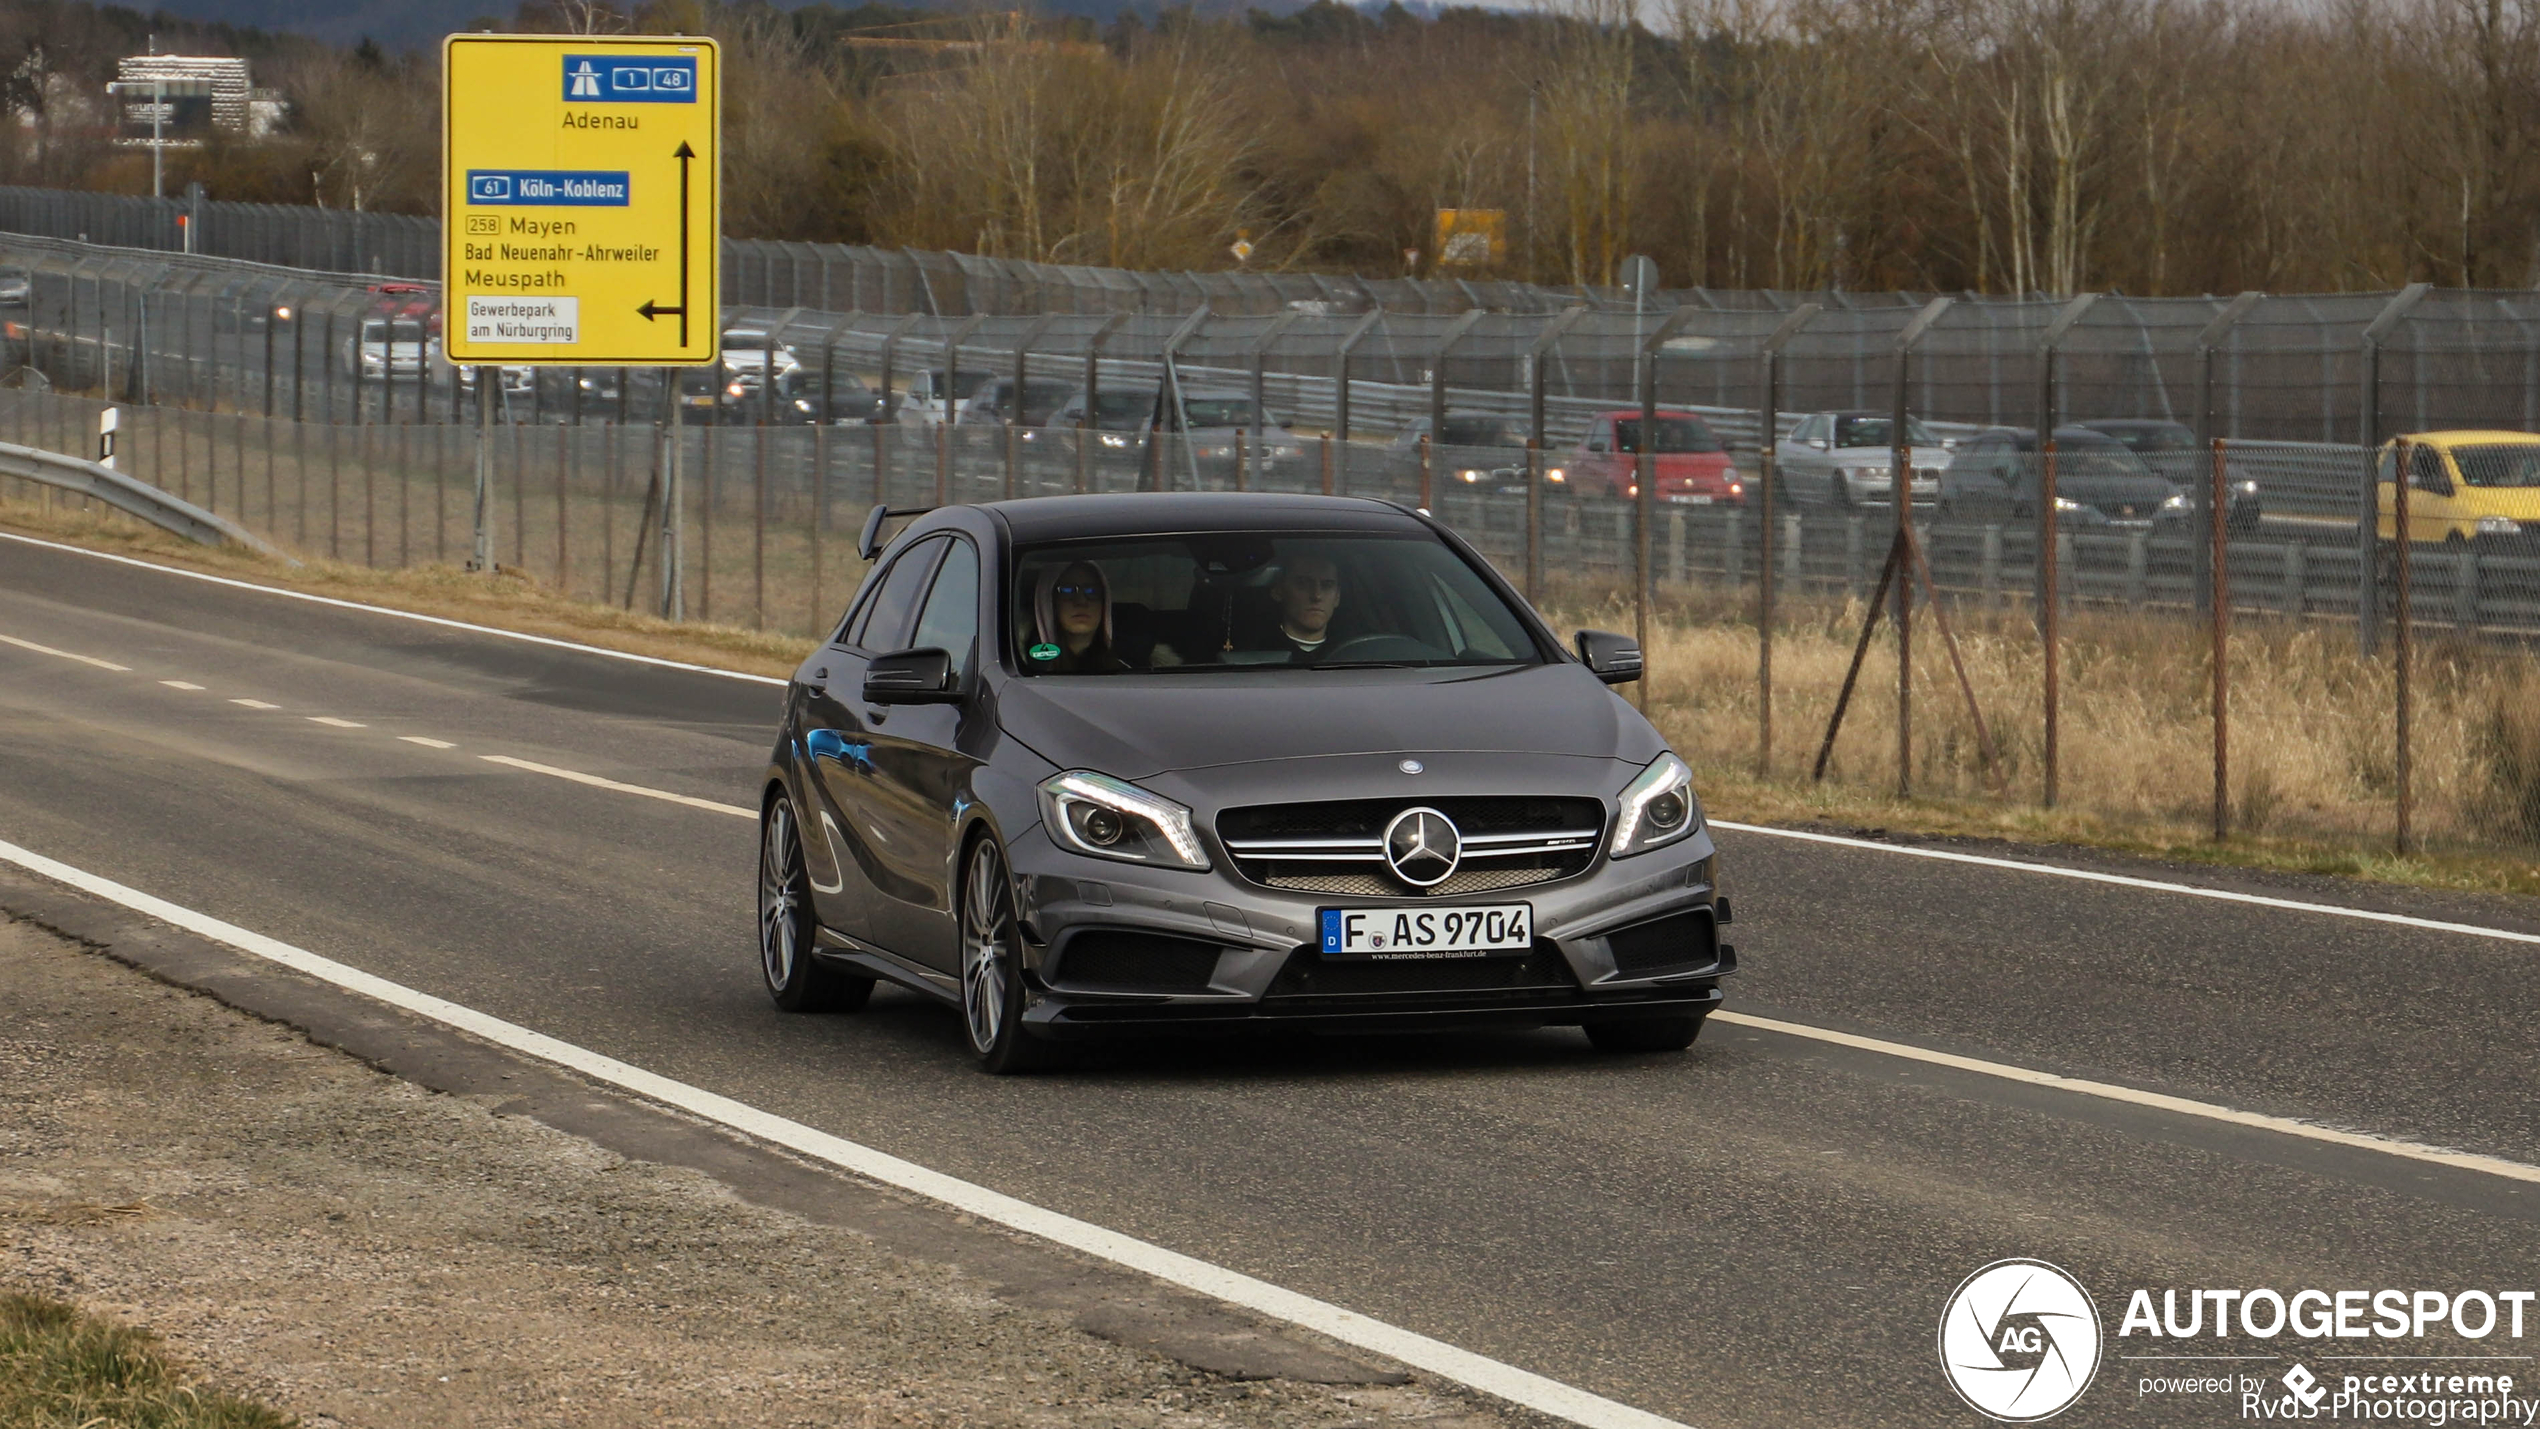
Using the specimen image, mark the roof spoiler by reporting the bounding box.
[857,504,934,562]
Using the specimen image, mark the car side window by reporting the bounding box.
[848,537,948,652]
[908,539,981,682]
[1797,415,1825,442]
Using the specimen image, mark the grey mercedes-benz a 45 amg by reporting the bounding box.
[757,493,1736,1071]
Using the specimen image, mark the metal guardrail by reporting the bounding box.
[0,437,289,559]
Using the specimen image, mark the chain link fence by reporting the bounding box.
[10,214,2540,865]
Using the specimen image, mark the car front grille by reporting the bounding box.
[1217,796,1605,898]
[1262,942,1578,1000]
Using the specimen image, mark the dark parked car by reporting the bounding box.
[2074,419,2261,532]
[757,493,1733,1071]
[1388,412,1567,495]
[1939,426,2187,526]
[959,377,1075,428]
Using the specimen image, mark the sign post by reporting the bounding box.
[442,33,719,579]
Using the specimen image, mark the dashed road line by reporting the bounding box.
[478,754,754,820]
[399,736,456,749]
[161,680,204,691]
[307,717,367,729]
[229,698,279,710]
[0,632,131,671]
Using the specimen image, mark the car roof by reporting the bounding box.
[1592,408,1709,420]
[2078,418,2189,431]
[974,492,1423,544]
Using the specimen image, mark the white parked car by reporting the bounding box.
[1775,410,1953,507]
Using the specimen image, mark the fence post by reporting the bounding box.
[2194,293,2262,614]
[2394,437,2413,855]
[1755,303,1819,778]
[2358,284,2431,656]
[2211,439,2231,841]
[1524,440,1542,602]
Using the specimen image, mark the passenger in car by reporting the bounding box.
[1265,553,1343,661]
[1031,561,1130,674]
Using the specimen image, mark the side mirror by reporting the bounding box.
[863,647,959,704]
[1808,438,1829,450]
[1576,630,1643,686]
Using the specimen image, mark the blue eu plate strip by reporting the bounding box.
[1320,909,1343,954]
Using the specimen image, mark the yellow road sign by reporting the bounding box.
[441,33,718,366]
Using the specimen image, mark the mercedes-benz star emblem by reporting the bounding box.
[1383,806,1461,888]
[1398,758,1424,774]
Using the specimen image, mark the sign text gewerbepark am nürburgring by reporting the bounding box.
[441,33,719,367]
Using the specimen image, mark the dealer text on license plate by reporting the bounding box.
[1318,904,1533,959]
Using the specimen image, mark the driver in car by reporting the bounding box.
[1265,553,1342,662]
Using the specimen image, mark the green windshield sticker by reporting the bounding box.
[1029,642,1061,662]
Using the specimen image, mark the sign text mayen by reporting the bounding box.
[442,33,718,366]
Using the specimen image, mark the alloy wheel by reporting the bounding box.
[961,838,1012,1054]
[759,797,805,993]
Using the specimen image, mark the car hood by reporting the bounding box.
[995,662,1661,780]
[1830,444,1953,468]
[2057,470,2178,505]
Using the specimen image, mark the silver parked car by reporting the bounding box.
[1774,411,1951,507]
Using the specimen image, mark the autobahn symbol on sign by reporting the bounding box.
[441,33,719,366]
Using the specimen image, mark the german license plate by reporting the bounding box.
[1669,494,1714,505]
[1318,904,1533,959]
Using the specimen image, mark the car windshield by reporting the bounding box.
[1012,532,1540,675]
[361,320,425,344]
[1614,418,1720,454]
[2054,436,2154,479]
[1831,415,1938,448]
[1180,397,1275,429]
[1440,416,1519,448]
[2450,444,2540,488]
[2093,424,2195,453]
[1085,391,1149,427]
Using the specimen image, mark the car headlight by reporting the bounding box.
[2162,493,2189,510]
[1611,753,1698,859]
[1039,771,1209,870]
[2477,516,2523,537]
[2237,480,2259,494]
[1545,467,1565,483]
[1200,444,1234,459]
[1458,468,1484,482]
[1838,463,1887,479]
[2053,496,2083,511]
[1098,432,1130,448]
[796,399,815,412]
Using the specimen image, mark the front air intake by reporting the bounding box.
[1605,908,1720,976]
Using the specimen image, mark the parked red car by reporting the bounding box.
[1570,410,1744,504]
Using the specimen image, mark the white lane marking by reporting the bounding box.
[229,698,279,710]
[399,736,456,750]
[479,755,755,821]
[307,717,367,729]
[0,632,132,671]
[161,680,204,691]
[1710,820,2540,948]
[0,838,1689,1429]
[0,530,788,688]
[1712,1009,2540,1187]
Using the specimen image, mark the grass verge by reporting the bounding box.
[0,1290,294,1429]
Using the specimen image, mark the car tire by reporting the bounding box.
[959,834,1053,1074]
[759,792,873,1014]
[1583,1014,1705,1053]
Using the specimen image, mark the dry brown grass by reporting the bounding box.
[1544,581,2540,896]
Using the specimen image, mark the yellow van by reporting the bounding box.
[2377,430,2540,545]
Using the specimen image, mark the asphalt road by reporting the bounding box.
[4,533,2538,1429]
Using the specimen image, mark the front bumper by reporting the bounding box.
[1006,820,1733,1038]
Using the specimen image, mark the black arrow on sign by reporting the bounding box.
[635,140,697,348]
